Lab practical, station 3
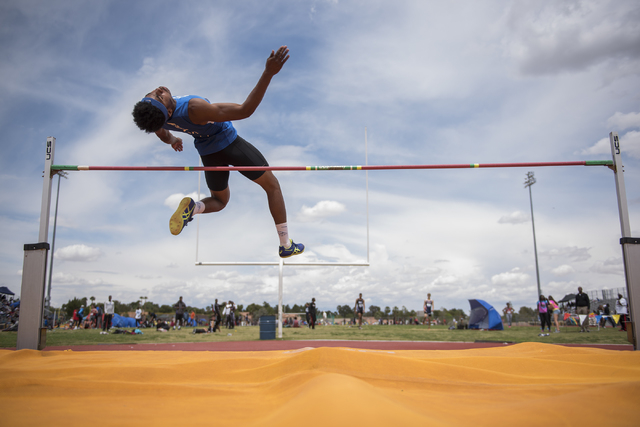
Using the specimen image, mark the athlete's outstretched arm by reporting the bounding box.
[189,46,290,124]
[155,128,183,152]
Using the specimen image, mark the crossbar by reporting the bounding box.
[51,160,613,172]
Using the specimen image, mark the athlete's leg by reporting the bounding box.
[253,171,286,224]
[200,187,230,213]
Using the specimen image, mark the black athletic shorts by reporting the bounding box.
[200,136,268,192]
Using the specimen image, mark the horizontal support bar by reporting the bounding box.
[52,160,613,172]
[195,262,370,266]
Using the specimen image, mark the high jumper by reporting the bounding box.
[131,46,304,259]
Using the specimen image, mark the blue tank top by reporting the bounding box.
[162,95,238,155]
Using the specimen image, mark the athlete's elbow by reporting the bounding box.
[235,106,257,121]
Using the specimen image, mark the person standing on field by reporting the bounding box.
[102,295,114,335]
[575,287,590,333]
[616,293,628,332]
[174,296,187,330]
[355,293,365,330]
[503,302,515,328]
[423,294,434,329]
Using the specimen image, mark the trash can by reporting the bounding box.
[260,315,276,340]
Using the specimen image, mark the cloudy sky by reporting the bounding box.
[1,0,639,314]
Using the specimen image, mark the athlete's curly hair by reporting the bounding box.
[132,101,166,133]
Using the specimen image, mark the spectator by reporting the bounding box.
[190,310,196,327]
[95,304,102,329]
[548,295,560,333]
[174,296,186,330]
[224,301,236,329]
[309,298,317,330]
[148,312,157,327]
[77,305,85,327]
[457,317,467,330]
[222,302,230,328]
[102,296,114,334]
[503,302,515,328]
[537,295,550,335]
[72,308,81,329]
[211,299,222,332]
[603,303,616,328]
[575,287,590,333]
[135,306,143,327]
[616,294,628,332]
[355,293,365,330]
[423,293,434,329]
[229,301,236,329]
[156,319,171,332]
[88,305,97,328]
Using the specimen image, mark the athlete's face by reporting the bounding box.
[146,86,175,114]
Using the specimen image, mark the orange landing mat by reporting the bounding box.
[1,342,639,426]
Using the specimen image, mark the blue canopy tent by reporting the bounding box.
[111,313,136,328]
[468,299,504,330]
[0,286,14,295]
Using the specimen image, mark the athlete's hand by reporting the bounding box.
[171,137,183,152]
[265,46,290,76]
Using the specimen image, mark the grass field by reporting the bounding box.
[0,323,632,348]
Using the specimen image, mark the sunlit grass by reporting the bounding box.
[0,323,631,348]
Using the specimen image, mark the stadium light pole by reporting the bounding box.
[524,171,542,299]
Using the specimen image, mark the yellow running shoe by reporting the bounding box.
[279,239,305,258]
[170,197,195,235]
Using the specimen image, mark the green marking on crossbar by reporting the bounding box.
[586,160,614,166]
[52,165,80,170]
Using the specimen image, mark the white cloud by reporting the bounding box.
[580,137,610,156]
[551,264,575,276]
[297,200,346,222]
[580,130,640,159]
[620,131,640,159]
[164,192,204,209]
[590,257,625,275]
[491,268,530,286]
[312,244,363,263]
[55,244,102,262]
[540,247,591,262]
[607,111,640,131]
[503,1,640,76]
[498,210,529,224]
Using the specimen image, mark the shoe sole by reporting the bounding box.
[170,197,193,235]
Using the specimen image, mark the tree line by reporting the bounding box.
[57,297,540,323]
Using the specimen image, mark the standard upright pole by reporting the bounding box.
[278,258,283,338]
[610,132,639,349]
[17,137,55,350]
[46,173,63,314]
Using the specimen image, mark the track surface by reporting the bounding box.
[40,340,634,352]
